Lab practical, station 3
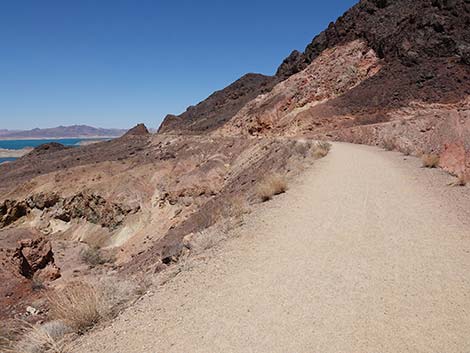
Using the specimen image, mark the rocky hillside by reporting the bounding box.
[161,0,470,177]
[158,74,278,134]
[1,0,468,334]
[0,123,325,322]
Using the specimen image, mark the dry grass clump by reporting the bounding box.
[2,278,145,353]
[48,278,143,334]
[94,277,142,320]
[80,246,114,267]
[48,281,100,333]
[382,138,396,151]
[0,321,69,353]
[449,174,467,187]
[293,140,312,158]
[189,229,219,253]
[227,196,250,218]
[313,141,332,159]
[421,153,440,168]
[257,174,288,202]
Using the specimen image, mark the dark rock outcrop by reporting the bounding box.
[277,0,470,77]
[0,200,28,228]
[25,142,69,158]
[158,74,278,134]
[1,192,138,230]
[122,123,150,137]
[160,0,469,134]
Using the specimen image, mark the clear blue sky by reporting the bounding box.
[0,0,357,130]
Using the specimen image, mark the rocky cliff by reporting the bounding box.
[160,0,469,136]
[158,74,278,134]
[160,0,470,177]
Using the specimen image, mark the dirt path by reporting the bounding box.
[75,143,470,353]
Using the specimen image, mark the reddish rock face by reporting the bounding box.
[440,143,466,176]
[0,235,60,320]
[17,237,60,279]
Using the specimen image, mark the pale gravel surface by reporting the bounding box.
[74,143,470,353]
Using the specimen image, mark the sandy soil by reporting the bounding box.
[0,147,33,158]
[74,143,470,353]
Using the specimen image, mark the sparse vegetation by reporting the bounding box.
[227,196,250,219]
[293,140,312,158]
[47,278,143,336]
[382,138,396,151]
[257,174,288,202]
[31,276,46,292]
[0,321,69,353]
[95,277,143,320]
[421,154,440,168]
[80,246,114,267]
[48,281,100,333]
[449,174,467,187]
[313,141,332,159]
[189,230,219,252]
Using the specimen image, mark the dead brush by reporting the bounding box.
[293,140,312,158]
[257,174,288,202]
[227,195,250,219]
[80,246,114,268]
[382,138,396,151]
[448,174,467,187]
[0,321,68,353]
[421,154,440,168]
[313,141,332,159]
[48,281,100,333]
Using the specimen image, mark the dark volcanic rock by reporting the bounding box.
[277,0,470,77]
[26,142,69,157]
[0,200,28,228]
[123,123,150,137]
[50,192,135,229]
[160,0,469,134]
[158,74,279,134]
[1,192,137,230]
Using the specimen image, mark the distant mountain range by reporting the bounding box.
[0,125,127,139]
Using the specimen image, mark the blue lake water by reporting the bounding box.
[0,138,109,163]
[0,138,90,150]
[0,157,16,164]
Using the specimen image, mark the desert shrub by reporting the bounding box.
[48,281,100,333]
[39,322,71,342]
[293,140,312,158]
[257,174,288,202]
[94,277,141,320]
[31,276,45,292]
[449,174,467,187]
[0,321,68,353]
[227,196,250,218]
[421,154,440,168]
[80,247,113,267]
[313,141,332,159]
[189,230,218,252]
[382,138,396,151]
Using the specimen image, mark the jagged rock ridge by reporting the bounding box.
[160,0,469,134]
[159,74,278,133]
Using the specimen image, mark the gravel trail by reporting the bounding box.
[75,143,470,353]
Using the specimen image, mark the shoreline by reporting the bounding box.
[0,135,121,141]
[0,148,33,158]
